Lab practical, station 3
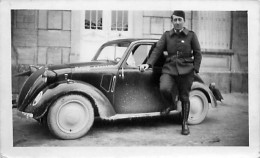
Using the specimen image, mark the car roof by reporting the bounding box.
[104,38,159,45]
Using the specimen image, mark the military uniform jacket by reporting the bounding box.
[147,28,202,75]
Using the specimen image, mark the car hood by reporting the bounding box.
[17,61,117,111]
[47,61,117,71]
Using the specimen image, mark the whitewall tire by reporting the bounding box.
[188,90,209,125]
[47,94,94,139]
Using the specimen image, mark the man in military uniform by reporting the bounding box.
[140,10,202,135]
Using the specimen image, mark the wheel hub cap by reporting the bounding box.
[57,100,89,134]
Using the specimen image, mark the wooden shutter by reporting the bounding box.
[192,11,231,50]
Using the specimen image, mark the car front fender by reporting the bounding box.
[24,81,116,119]
[191,82,217,108]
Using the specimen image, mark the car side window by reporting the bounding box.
[126,44,152,67]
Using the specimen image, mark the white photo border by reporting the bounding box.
[1,0,259,158]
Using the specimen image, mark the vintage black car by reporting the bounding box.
[15,38,222,140]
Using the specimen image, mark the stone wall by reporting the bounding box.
[200,71,248,93]
[231,11,248,72]
[11,10,78,94]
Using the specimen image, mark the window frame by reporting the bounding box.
[123,42,155,68]
[111,10,129,32]
[85,10,103,30]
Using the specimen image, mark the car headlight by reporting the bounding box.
[42,68,57,84]
[32,91,43,106]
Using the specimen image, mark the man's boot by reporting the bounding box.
[161,101,177,116]
[160,107,172,115]
[181,101,190,135]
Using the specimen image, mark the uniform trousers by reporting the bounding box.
[159,71,194,107]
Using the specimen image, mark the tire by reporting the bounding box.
[47,94,94,139]
[188,90,209,125]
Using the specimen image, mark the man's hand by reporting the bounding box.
[139,64,150,72]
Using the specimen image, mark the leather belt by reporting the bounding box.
[166,51,192,62]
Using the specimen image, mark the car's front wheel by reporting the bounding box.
[47,94,94,139]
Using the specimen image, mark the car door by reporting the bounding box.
[113,42,166,114]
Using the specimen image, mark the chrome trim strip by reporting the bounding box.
[111,75,117,92]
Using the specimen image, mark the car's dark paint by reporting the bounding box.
[17,62,117,111]
[17,67,46,111]
[16,38,219,121]
[24,81,116,119]
[71,65,118,105]
[114,67,164,113]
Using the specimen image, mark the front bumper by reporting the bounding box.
[16,110,34,119]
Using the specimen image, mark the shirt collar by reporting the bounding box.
[170,27,189,36]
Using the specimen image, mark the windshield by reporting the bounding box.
[93,42,130,63]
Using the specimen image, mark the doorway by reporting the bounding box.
[78,10,133,61]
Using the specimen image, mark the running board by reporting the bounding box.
[103,110,180,121]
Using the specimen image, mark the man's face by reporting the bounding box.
[172,15,185,30]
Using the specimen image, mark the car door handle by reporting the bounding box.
[119,67,124,79]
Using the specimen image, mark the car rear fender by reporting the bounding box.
[191,82,217,108]
[25,81,116,119]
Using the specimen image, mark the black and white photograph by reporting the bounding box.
[0,0,259,158]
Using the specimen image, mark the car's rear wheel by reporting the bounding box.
[188,90,209,125]
[47,94,94,139]
[176,90,209,125]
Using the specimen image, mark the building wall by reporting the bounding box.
[200,11,248,93]
[12,10,38,94]
[11,10,76,65]
[11,10,77,94]
[231,11,248,72]
[11,10,248,94]
[230,11,248,92]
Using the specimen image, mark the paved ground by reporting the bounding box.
[13,93,249,147]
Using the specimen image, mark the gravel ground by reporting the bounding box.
[13,93,249,147]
